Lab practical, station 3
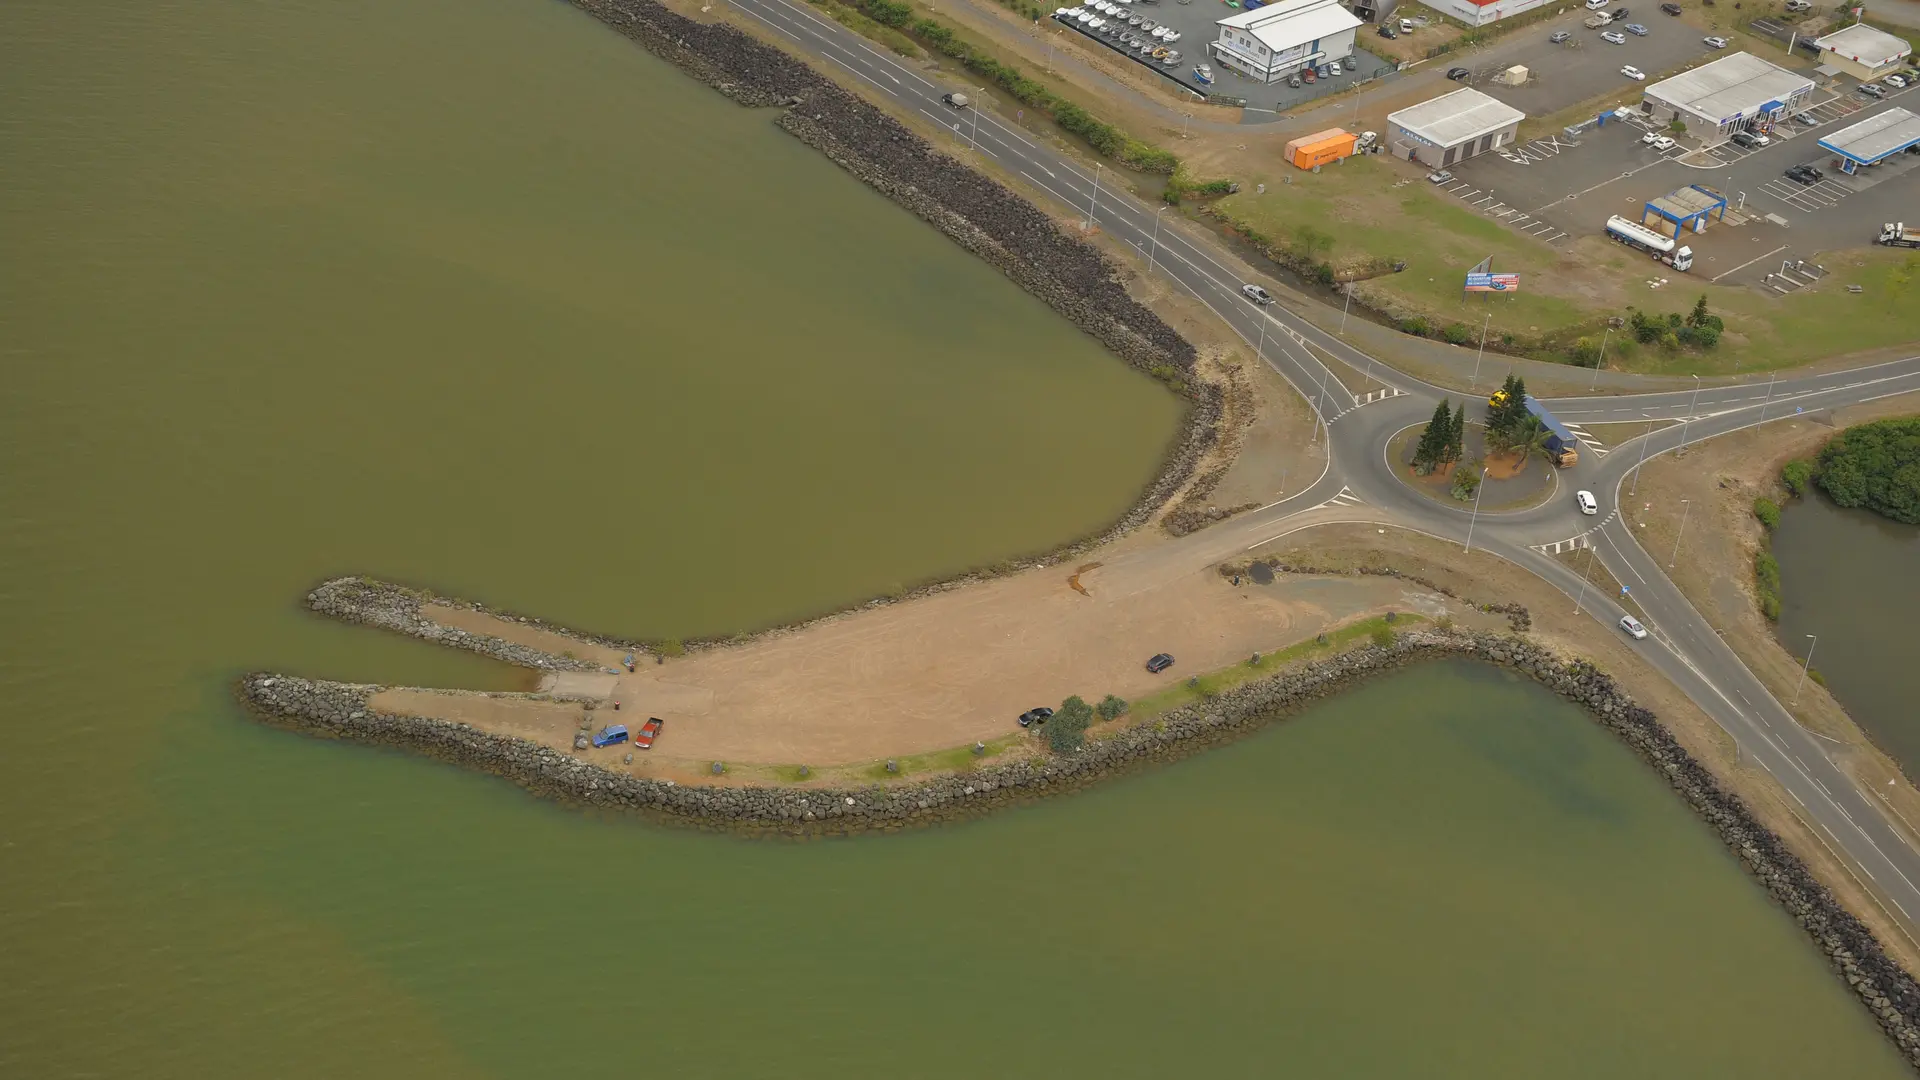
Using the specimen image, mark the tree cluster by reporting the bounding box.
[1410,399,1466,475]
[1484,374,1529,438]
[1045,695,1094,753]
[1814,417,1920,524]
[1627,295,1723,352]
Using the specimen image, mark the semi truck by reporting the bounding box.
[1605,215,1693,271]
[1879,222,1920,248]
[1523,395,1580,468]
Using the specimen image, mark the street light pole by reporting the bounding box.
[1573,543,1599,615]
[1668,497,1691,568]
[1631,411,1655,496]
[968,94,982,155]
[1255,315,1267,366]
[1760,370,1776,421]
[1469,312,1492,391]
[1084,163,1103,230]
[1340,280,1354,335]
[1149,205,1168,276]
[1678,373,1702,451]
[1590,327,1611,391]
[1463,466,1490,554]
[1795,634,1819,703]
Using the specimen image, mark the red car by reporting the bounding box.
[634,716,664,749]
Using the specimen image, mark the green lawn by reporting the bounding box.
[1211,157,1920,375]
[1122,613,1421,724]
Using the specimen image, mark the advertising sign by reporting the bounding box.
[1464,272,1521,292]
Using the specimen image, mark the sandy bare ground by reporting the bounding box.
[376,546,1446,766]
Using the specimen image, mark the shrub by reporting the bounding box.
[1814,417,1920,524]
[1781,458,1814,496]
[1370,625,1396,648]
[1754,551,1783,621]
[1753,497,1781,530]
[1045,695,1094,753]
[658,638,686,658]
[1451,466,1482,502]
[1440,322,1473,345]
[1095,694,1128,721]
[1400,316,1431,337]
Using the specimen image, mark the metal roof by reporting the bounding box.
[1218,0,1362,52]
[1818,107,1920,163]
[1386,88,1526,148]
[1643,52,1813,122]
[1814,23,1912,66]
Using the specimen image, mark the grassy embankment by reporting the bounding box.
[1125,613,1422,722]
[1208,155,1920,374]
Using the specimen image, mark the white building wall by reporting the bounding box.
[1419,0,1553,27]
[1212,24,1355,82]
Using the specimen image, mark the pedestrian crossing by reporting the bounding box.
[1557,419,1609,458]
[1351,387,1406,407]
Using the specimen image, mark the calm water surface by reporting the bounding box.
[1773,492,1920,769]
[1,0,1904,1075]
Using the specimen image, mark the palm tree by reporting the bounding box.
[1503,415,1553,472]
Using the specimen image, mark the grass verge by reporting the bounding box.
[1124,613,1424,723]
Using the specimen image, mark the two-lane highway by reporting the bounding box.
[707,0,1920,937]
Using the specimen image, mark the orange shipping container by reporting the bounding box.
[1284,127,1356,170]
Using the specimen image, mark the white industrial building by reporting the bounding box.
[1641,52,1815,140]
[1386,87,1525,168]
[1418,0,1554,28]
[1211,0,1361,84]
[1812,23,1912,81]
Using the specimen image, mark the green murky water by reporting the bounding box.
[0,0,1905,1075]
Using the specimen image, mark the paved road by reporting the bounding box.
[720,0,1920,936]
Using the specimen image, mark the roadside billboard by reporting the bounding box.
[1464,272,1521,292]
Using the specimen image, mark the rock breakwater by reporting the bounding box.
[240,628,1920,1066]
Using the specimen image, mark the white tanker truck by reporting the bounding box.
[1605,215,1693,272]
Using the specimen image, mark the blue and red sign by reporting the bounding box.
[1465,272,1521,292]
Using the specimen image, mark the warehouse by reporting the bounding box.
[1812,23,1911,82]
[1641,52,1814,140]
[1818,107,1920,173]
[1210,0,1361,85]
[1385,87,1525,168]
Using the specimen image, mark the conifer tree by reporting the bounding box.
[1444,400,1466,467]
[1412,399,1450,474]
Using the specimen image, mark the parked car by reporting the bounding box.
[633,716,663,749]
[1860,82,1888,98]
[1017,707,1054,728]
[1620,64,1646,79]
[1648,135,1676,151]
[1241,283,1275,305]
[1786,163,1825,184]
[1378,23,1398,37]
[1328,60,1342,75]
[1729,130,1766,148]
[1427,168,1454,183]
[1619,615,1649,640]
[1793,112,1819,126]
[591,724,629,748]
[1624,22,1649,35]
[1586,0,1609,8]
[1146,653,1177,673]
[1612,6,1629,16]
[1288,73,1303,88]
[1886,73,1909,88]
[1602,30,1627,44]
[1703,35,1728,48]
[1399,16,1415,32]
[1576,490,1599,515]
[1660,2,1682,13]
[1446,66,1471,80]
[1550,29,1571,42]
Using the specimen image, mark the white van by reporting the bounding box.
[1586,0,1609,9]
[1576,490,1598,515]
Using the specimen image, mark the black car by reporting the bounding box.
[1017,707,1054,728]
[1146,653,1176,674]
[1729,130,1759,148]
[1377,23,1397,37]
[1613,6,1628,16]
[1785,164,1824,184]
[1660,1,1682,12]
[1446,66,1471,80]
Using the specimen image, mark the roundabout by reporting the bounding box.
[1382,420,1559,514]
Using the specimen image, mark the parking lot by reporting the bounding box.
[1459,10,1719,121]
[1421,75,1920,287]
[1048,0,1398,111]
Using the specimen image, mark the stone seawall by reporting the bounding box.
[240,628,1920,1066]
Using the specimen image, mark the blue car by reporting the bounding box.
[591,724,629,748]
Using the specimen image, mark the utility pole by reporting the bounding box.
[1669,498,1691,568]
[1678,373,1702,451]
[1084,163,1103,230]
[1149,205,1169,276]
[1182,113,1192,140]
[1469,312,1492,391]
[1463,466,1490,554]
[968,90,985,155]
[1795,634,1818,703]
[1760,370,1776,420]
[1340,279,1354,335]
[1590,327,1611,391]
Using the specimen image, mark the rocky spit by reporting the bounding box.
[241,629,1920,1064]
[307,577,610,672]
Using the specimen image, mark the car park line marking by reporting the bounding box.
[1711,244,1789,282]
